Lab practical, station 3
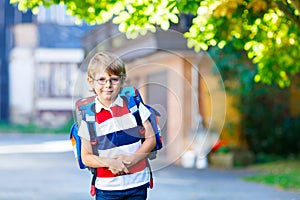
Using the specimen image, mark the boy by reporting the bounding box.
[78,52,156,200]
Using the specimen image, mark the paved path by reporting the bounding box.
[0,133,299,200]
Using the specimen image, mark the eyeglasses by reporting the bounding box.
[93,77,120,85]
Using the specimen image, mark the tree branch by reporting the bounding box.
[274,0,300,29]
[290,0,300,13]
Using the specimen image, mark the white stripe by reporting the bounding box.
[95,168,149,190]
[96,113,137,136]
[129,105,138,113]
[98,140,141,157]
[138,103,151,123]
[95,95,123,112]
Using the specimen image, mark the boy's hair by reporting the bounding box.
[87,52,126,81]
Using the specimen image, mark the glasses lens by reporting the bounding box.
[97,78,106,85]
[110,78,119,84]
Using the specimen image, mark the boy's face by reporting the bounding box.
[89,70,122,106]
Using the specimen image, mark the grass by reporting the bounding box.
[0,121,73,134]
[244,160,300,192]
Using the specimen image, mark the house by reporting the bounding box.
[9,5,95,127]
[81,19,228,163]
[7,5,240,163]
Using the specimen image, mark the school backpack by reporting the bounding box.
[119,86,163,160]
[70,95,97,170]
[69,86,163,195]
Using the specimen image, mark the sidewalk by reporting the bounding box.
[149,165,300,200]
[0,133,299,200]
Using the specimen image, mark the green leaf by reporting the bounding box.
[160,20,170,31]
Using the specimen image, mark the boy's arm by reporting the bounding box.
[117,119,156,167]
[81,138,130,174]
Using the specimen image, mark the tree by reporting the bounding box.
[10,0,300,87]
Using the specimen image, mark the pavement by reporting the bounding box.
[0,133,299,200]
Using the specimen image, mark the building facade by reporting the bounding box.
[9,5,95,127]
[0,0,35,122]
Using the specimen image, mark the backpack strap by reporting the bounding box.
[75,97,98,152]
[76,97,99,196]
[86,102,98,197]
[146,158,154,189]
[120,95,144,133]
[86,120,98,196]
[120,95,154,189]
[87,122,98,155]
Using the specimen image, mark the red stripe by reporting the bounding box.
[97,159,147,178]
[128,159,147,173]
[96,109,112,124]
[110,103,130,117]
[95,103,130,124]
[96,167,115,178]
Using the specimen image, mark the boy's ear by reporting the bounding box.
[87,76,94,85]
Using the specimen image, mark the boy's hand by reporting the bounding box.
[107,158,130,175]
[114,155,133,167]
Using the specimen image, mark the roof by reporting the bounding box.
[38,23,96,48]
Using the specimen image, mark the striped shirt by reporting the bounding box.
[78,95,151,191]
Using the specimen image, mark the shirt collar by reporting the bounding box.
[95,95,124,113]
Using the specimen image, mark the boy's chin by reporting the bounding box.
[102,95,116,101]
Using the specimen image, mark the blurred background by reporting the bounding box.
[1,0,300,199]
[1,0,227,164]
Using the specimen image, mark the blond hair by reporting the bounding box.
[87,52,126,81]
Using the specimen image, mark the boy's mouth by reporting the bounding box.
[103,90,113,94]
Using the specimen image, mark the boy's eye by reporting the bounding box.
[98,78,106,82]
[110,78,120,83]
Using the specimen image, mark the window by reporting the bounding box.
[37,63,78,97]
[37,4,76,25]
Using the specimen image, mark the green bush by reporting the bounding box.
[0,120,73,134]
[242,84,300,157]
[209,43,300,159]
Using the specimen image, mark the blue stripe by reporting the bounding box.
[97,126,142,150]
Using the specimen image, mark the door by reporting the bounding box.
[146,71,168,153]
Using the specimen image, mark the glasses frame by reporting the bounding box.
[92,77,121,85]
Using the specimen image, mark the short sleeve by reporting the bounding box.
[78,120,90,141]
[138,103,151,123]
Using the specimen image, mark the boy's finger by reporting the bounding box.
[123,166,130,174]
[122,160,131,165]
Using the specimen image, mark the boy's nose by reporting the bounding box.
[104,79,112,86]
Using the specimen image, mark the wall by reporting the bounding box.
[126,51,201,163]
[9,24,85,126]
[198,52,244,147]
[9,24,37,123]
